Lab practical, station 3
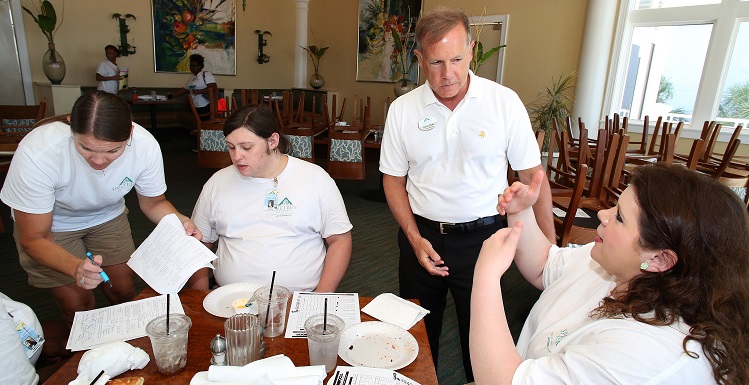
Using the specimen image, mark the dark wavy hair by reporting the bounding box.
[222,104,290,154]
[70,90,132,142]
[591,163,749,384]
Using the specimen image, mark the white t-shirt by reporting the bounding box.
[192,156,353,292]
[96,60,119,94]
[0,121,167,232]
[379,70,540,223]
[0,293,43,385]
[184,70,216,108]
[512,243,716,384]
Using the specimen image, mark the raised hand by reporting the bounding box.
[497,170,545,216]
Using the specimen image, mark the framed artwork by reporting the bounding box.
[357,0,422,83]
[151,0,236,75]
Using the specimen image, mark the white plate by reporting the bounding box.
[338,321,418,370]
[202,282,263,318]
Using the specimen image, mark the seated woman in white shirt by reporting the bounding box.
[188,104,353,293]
[470,163,749,385]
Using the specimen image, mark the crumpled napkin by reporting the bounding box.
[68,341,149,385]
[190,354,326,385]
[361,293,430,330]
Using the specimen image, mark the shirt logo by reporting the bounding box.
[276,197,296,216]
[112,177,134,193]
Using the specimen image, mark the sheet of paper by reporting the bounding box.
[285,292,361,338]
[66,294,184,351]
[327,366,421,385]
[552,207,590,219]
[127,213,216,294]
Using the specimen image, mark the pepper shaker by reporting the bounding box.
[210,334,227,366]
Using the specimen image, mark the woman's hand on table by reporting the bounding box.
[76,254,104,289]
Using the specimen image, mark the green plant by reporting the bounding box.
[527,72,577,152]
[469,9,505,74]
[390,8,417,79]
[22,0,64,45]
[301,45,328,74]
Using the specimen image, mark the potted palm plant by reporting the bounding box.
[22,0,66,84]
[301,42,328,89]
[527,72,577,152]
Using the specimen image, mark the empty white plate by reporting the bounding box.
[338,321,418,370]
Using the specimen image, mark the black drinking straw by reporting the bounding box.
[89,369,105,385]
[323,298,328,335]
[166,293,171,335]
[265,271,276,325]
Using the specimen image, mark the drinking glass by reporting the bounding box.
[253,285,290,338]
[305,313,344,372]
[145,314,191,375]
[224,314,264,366]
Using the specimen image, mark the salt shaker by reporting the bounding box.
[210,334,227,366]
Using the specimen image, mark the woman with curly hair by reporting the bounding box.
[471,163,749,384]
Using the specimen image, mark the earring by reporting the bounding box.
[640,262,649,270]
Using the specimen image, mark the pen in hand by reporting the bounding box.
[86,252,112,288]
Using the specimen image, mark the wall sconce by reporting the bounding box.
[255,30,271,64]
[112,13,137,56]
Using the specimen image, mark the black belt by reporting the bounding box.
[415,215,501,235]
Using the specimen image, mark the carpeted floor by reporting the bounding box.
[0,128,541,385]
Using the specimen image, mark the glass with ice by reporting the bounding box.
[145,314,192,375]
[304,313,344,372]
[253,285,290,338]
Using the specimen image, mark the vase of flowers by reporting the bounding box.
[301,40,328,90]
[23,0,66,84]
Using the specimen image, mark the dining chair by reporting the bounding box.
[327,128,366,180]
[196,118,231,168]
[552,164,597,247]
[0,99,48,150]
[276,99,316,163]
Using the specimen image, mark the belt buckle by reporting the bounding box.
[439,222,455,235]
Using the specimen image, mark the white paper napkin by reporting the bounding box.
[190,355,325,385]
[68,341,149,385]
[361,293,430,330]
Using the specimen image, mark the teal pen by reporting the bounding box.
[86,252,112,287]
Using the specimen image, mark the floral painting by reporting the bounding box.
[152,0,236,75]
[357,0,421,83]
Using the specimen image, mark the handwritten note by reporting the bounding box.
[285,292,361,338]
[66,294,185,351]
[127,213,216,294]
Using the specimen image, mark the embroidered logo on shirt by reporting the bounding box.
[276,197,296,216]
[546,329,569,353]
[479,131,486,138]
[112,177,135,193]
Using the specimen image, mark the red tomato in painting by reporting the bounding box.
[174,21,187,33]
[183,10,195,23]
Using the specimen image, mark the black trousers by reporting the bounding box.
[398,216,505,383]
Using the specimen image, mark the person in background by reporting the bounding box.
[188,104,352,293]
[471,163,749,384]
[378,6,554,381]
[95,45,122,95]
[0,292,70,385]
[168,54,217,121]
[0,90,200,327]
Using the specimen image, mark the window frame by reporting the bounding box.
[603,0,749,141]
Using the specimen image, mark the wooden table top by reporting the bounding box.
[43,288,437,385]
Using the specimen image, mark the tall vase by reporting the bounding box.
[309,71,325,89]
[394,73,415,97]
[42,43,66,85]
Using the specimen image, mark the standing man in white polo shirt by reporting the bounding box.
[378,6,555,383]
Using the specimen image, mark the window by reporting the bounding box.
[606,0,749,134]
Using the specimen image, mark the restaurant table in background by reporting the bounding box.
[129,97,186,133]
[42,288,438,385]
[360,127,386,203]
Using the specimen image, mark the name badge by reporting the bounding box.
[418,117,436,131]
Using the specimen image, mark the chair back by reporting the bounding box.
[554,164,589,247]
[196,118,231,168]
[0,100,48,149]
[327,128,366,180]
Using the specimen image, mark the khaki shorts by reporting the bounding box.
[16,210,136,288]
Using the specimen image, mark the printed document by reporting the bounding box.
[285,292,361,338]
[66,294,184,351]
[128,213,216,294]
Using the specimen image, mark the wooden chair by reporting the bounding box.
[32,114,69,128]
[0,99,48,149]
[552,164,597,247]
[276,99,316,163]
[189,94,231,168]
[327,128,366,180]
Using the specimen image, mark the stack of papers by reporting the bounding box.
[361,293,429,330]
[327,366,421,385]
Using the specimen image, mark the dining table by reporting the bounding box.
[42,288,438,385]
[360,127,386,203]
[129,96,186,132]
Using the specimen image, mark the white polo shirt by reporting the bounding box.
[379,71,541,223]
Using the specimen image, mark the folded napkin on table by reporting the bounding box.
[361,293,430,330]
[190,354,326,385]
[68,341,149,385]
